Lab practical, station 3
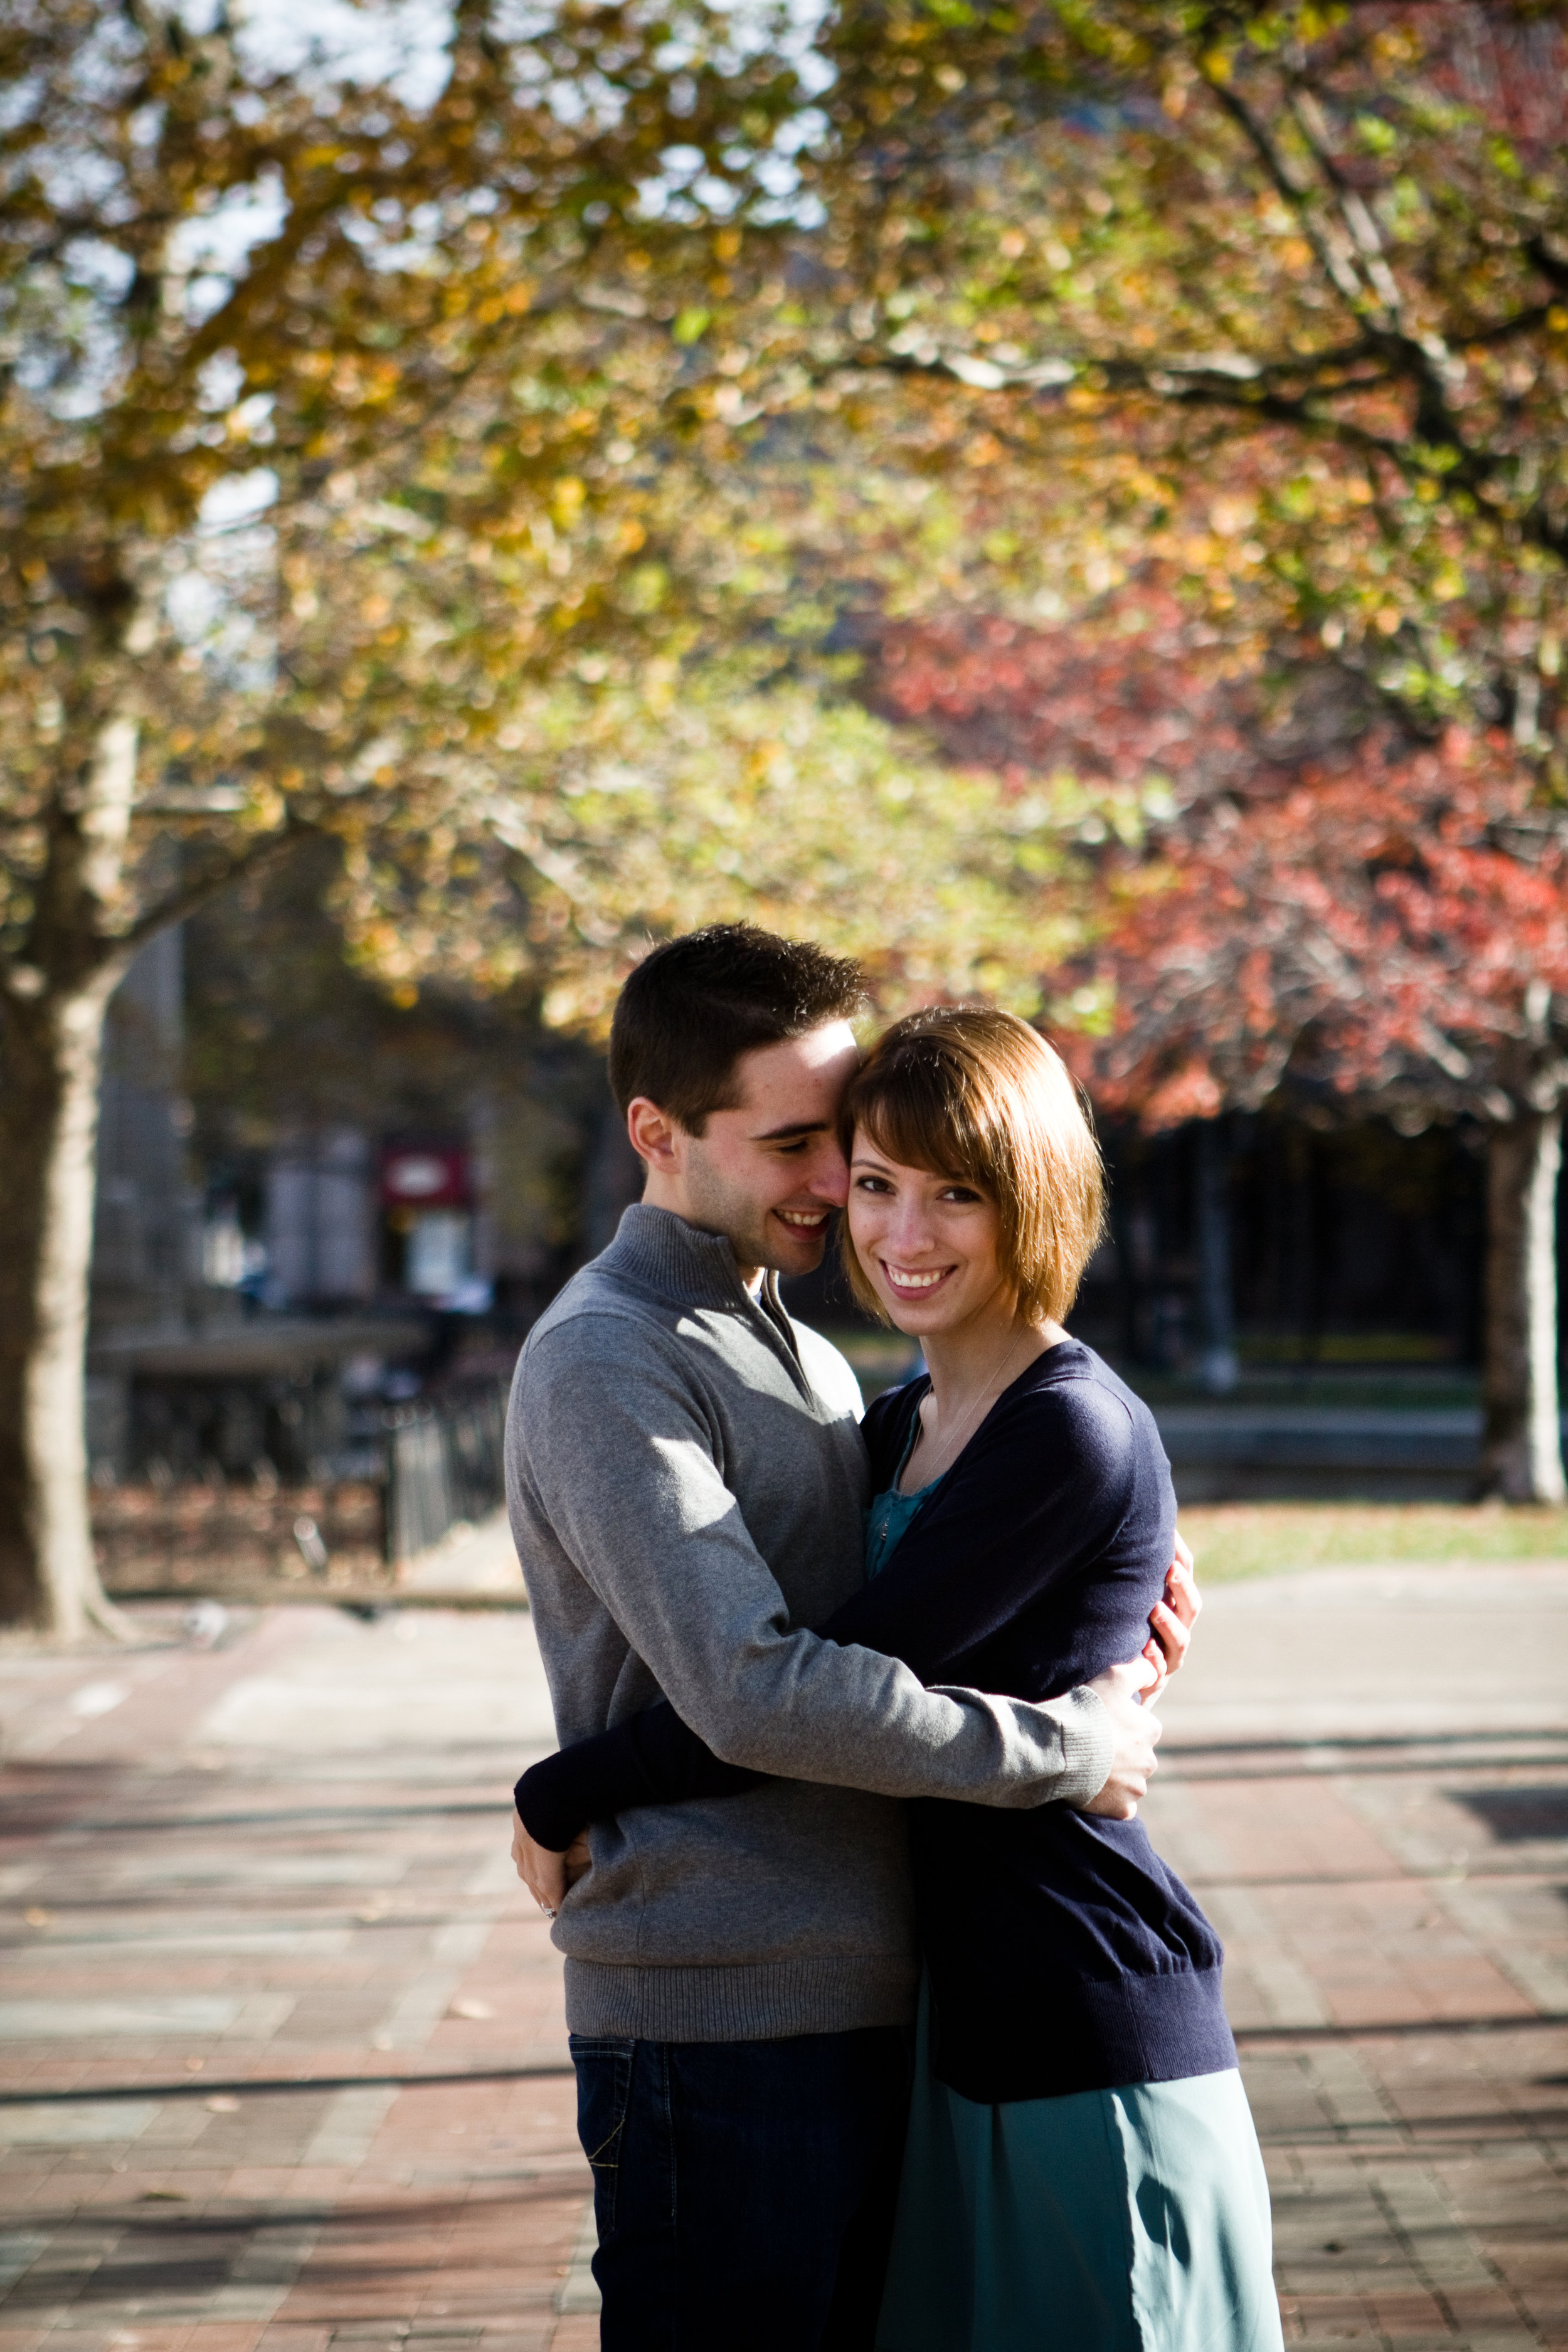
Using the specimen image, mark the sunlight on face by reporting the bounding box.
[847,1132,1014,1338]
[677,1022,859,1278]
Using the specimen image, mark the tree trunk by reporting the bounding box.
[0,973,127,1633]
[1194,1116,1239,1394]
[1478,1109,1565,1503]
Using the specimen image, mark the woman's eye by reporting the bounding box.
[854,1174,892,1193]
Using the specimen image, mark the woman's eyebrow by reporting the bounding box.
[852,1157,978,1187]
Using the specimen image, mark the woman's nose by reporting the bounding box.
[885,1202,937,1256]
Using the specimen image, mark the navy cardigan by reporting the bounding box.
[515,1339,1235,2103]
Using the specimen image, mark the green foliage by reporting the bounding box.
[638,1,1568,760]
[11,0,1564,1036]
[327,660,1094,1030]
[0,0,1108,1029]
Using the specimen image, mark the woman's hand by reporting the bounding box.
[1143,1530,1201,1693]
[511,1809,591,1915]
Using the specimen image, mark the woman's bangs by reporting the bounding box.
[849,1064,990,1190]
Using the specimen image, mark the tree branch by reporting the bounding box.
[1200,52,1500,482]
[1524,235,1568,296]
[839,326,1568,569]
[1196,60,1372,321]
[1284,82,1406,328]
[1454,297,1560,351]
[112,817,315,957]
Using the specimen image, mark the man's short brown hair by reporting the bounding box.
[841,1005,1106,1326]
[608,924,866,1134]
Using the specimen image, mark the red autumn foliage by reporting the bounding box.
[866,606,1257,800]
[1089,726,1568,1127]
[1416,2,1567,154]
[865,616,1568,1130]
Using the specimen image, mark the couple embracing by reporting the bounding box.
[507,924,1283,2352]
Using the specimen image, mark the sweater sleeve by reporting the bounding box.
[513,1323,1114,1817]
[515,1371,1129,1848]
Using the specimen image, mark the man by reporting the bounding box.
[506,925,1196,2349]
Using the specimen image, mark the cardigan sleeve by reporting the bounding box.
[514,1692,760,1850]
[515,1372,1132,1848]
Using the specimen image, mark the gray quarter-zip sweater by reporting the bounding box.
[506,1204,1113,2043]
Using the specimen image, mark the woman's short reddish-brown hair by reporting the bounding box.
[840,1005,1106,1328]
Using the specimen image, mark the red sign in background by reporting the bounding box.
[379,1145,471,1209]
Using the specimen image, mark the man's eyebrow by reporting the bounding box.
[750,1118,833,1142]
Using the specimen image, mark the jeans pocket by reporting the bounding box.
[569,2035,635,2243]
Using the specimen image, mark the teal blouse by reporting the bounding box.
[864,1414,942,1580]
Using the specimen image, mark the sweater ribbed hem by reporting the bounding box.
[564,1953,920,2043]
[934,1962,1236,2104]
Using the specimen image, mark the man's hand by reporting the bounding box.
[511,1809,591,1914]
[1080,1656,1163,1819]
[1143,1530,1201,1691]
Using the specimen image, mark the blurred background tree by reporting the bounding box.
[6,0,1567,1629]
[857,600,1568,1496]
[698,0,1568,1496]
[0,0,740,1629]
[0,0,1106,1631]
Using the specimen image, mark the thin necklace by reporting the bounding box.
[904,1322,1032,1491]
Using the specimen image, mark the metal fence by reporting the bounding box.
[383,1380,509,1564]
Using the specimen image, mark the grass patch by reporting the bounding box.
[1180,1502,1568,1582]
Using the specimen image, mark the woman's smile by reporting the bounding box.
[881,1261,957,1297]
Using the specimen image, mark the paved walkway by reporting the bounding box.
[0,1604,592,2352]
[1,1561,1564,2351]
[1158,1563,1568,2349]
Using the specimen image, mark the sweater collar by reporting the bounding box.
[601,1202,779,1316]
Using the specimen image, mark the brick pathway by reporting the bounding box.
[1152,1564,1568,2350]
[0,1603,593,2352]
[1,1560,1564,2351]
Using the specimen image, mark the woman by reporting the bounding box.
[516,1007,1283,2352]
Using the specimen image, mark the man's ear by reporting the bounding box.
[626,1096,684,1172]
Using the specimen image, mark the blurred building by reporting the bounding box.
[1076,1111,1500,1388]
[90,926,201,1339]
[86,936,428,1485]
[262,1128,378,1306]
[89,874,1564,1506]
[83,881,633,1486]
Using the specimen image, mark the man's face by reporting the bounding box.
[668,1023,860,1279]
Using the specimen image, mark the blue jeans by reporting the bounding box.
[571,2025,912,2350]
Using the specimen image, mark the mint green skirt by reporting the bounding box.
[876,1982,1284,2352]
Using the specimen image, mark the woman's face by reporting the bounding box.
[847,1128,1010,1337]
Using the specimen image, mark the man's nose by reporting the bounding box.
[807,1138,850,1206]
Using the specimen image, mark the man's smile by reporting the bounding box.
[777,1209,832,1229]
